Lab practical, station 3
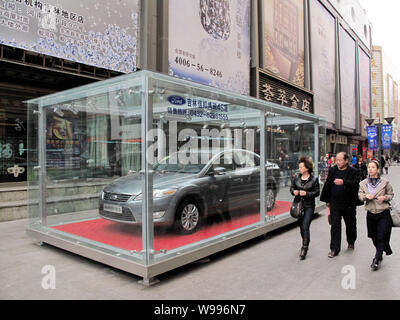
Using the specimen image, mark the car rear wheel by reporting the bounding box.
[175,198,202,234]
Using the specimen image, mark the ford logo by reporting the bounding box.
[168,95,186,106]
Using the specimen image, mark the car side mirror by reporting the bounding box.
[211,167,226,176]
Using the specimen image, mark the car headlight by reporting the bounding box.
[134,189,177,200]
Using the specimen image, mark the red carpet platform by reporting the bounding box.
[53,201,292,251]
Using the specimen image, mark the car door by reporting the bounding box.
[232,150,260,208]
[201,152,235,215]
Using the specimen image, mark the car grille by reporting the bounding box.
[103,192,132,202]
[100,206,135,222]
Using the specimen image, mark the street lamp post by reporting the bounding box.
[365,117,394,174]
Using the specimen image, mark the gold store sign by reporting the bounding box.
[254,68,313,114]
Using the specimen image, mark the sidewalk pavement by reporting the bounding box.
[1,166,400,300]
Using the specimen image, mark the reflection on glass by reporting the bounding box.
[30,85,146,262]
[264,113,317,219]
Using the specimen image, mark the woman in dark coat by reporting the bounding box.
[290,157,320,260]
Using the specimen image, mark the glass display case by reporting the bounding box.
[26,70,326,285]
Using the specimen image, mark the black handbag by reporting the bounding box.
[290,198,304,219]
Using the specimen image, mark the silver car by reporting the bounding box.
[99,149,281,234]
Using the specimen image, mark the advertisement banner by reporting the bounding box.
[371,48,383,120]
[381,124,392,150]
[168,0,251,95]
[0,0,140,73]
[366,125,378,151]
[339,26,357,130]
[46,113,82,170]
[359,48,371,117]
[262,0,304,87]
[310,0,336,123]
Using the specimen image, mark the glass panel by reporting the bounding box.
[264,110,316,220]
[27,102,39,228]
[28,79,146,264]
[149,80,265,256]
[317,122,327,207]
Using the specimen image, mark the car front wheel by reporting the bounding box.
[265,188,276,211]
[174,198,202,234]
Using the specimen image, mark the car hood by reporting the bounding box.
[103,172,198,195]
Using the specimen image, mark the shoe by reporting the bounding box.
[299,238,309,260]
[370,258,380,271]
[348,244,355,249]
[328,251,339,258]
[299,247,308,260]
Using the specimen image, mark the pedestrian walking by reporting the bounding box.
[358,160,394,271]
[329,155,335,168]
[320,152,363,258]
[380,155,386,175]
[353,155,368,182]
[384,155,390,175]
[352,155,357,166]
[319,154,330,182]
[290,157,320,260]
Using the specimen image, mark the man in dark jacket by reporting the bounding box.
[320,152,363,258]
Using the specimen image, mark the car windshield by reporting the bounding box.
[153,152,209,173]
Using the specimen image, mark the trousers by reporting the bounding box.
[329,204,357,253]
[367,210,393,259]
[299,206,314,243]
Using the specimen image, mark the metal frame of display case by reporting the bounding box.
[26,70,326,286]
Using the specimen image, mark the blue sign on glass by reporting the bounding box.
[366,126,379,151]
[168,95,186,106]
[381,124,393,150]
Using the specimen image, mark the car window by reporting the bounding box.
[234,151,259,168]
[154,154,207,173]
[211,153,234,172]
